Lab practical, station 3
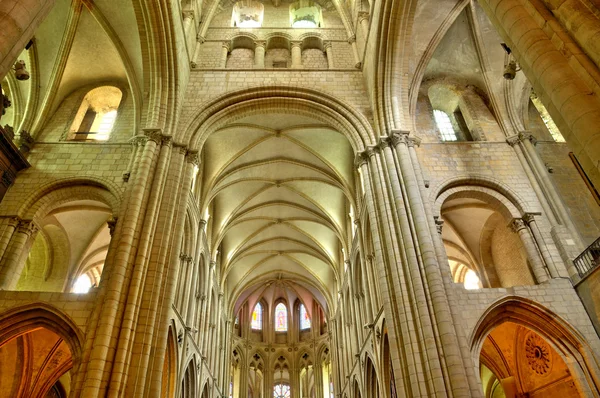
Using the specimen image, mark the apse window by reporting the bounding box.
[433,110,457,141]
[275,302,288,332]
[290,0,322,28]
[69,86,122,141]
[274,383,291,398]
[299,304,311,330]
[232,0,264,27]
[530,91,565,142]
[251,302,263,330]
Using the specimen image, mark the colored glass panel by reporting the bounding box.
[299,304,311,330]
[251,303,262,330]
[275,303,287,332]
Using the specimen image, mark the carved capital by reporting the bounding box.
[222,41,231,52]
[197,35,206,43]
[186,150,200,165]
[173,142,187,155]
[357,11,370,22]
[122,172,130,182]
[506,134,520,147]
[290,40,302,49]
[17,220,38,236]
[354,151,370,169]
[107,218,118,236]
[510,218,527,232]
[254,40,267,49]
[143,129,162,144]
[347,35,356,44]
[323,40,332,51]
[518,131,537,146]
[183,10,194,20]
[210,260,217,268]
[199,219,207,230]
[522,213,537,225]
[130,135,148,147]
[161,135,173,147]
[18,130,34,153]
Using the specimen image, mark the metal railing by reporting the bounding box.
[574,236,600,278]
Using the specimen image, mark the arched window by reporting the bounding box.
[299,304,311,330]
[463,269,481,290]
[274,384,291,398]
[275,303,288,332]
[232,0,264,27]
[69,86,122,141]
[73,273,93,294]
[251,303,263,330]
[433,110,457,141]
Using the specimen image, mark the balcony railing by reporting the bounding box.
[574,236,600,279]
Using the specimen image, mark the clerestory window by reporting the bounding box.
[433,109,457,141]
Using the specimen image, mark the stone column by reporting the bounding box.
[254,41,266,69]
[0,217,20,260]
[221,41,231,68]
[182,10,194,33]
[510,218,550,284]
[191,35,205,68]
[478,0,600,189]
[357,12,369,39]
[323,41,334,69]
[291,41,303,68]
[0,0,56,79]
[523,213,563,279]
[0,219,38,289]
[348,35,361,68]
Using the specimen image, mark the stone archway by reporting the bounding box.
[0,304,83,398]
[471,297,600,396]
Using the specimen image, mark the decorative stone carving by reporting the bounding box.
[18,130,34,153]
[186,150,200,165]
[434,216,444,234]
[143,129,162,144]
[525,333,551,375]
[510,218,527,233]
[122,172,130,182]
[107,218,118,236]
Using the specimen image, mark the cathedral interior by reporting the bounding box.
[1,0,600,397]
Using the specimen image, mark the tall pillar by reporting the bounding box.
[510,218,550,284]
[357,12,369,39]
[323,41,334,69]
[221,41,231,68]
[291,41,303,68]
[254,41,266,68]
[523,213,563,279]
[348,35,361,68]
[0,219,38,289]
[0,0,56,79]
[478,0,600,189]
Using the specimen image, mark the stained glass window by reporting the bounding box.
[299,304,311,330]
[275,303,287,332]
[433,110,457,141]
[274,384,290,398]
[251,303,262,330]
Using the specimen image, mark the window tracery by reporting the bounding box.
[275,303,288,332]
[273,383,291,398]
[252,302,263,330]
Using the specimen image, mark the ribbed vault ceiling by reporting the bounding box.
[202,113,355,311]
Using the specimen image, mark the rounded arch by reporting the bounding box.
[0,303,84,364]
[470,296,600,395]
[17,177,121,221]
[182,86,375,151]
[431,175,534,220]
